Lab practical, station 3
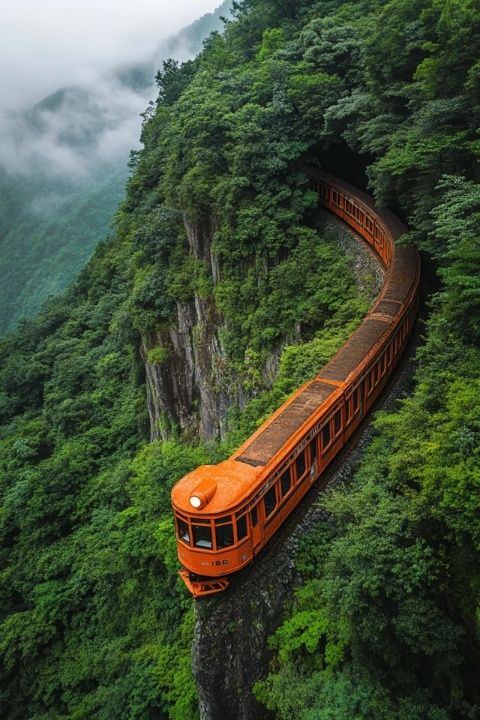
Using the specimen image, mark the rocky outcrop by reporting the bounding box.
[141,215,235,440]
[141,294,233,440]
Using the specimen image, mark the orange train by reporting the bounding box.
[171,167,420,597]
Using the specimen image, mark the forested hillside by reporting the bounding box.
[0,1,479,719]
[0,1,231,337]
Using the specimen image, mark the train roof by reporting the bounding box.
[318,317,390,383]
[236,380,336,467]
[171,458,262,516]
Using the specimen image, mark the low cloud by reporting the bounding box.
[0,1,221,111]
[0,76,149,179]
[0,1,226,184]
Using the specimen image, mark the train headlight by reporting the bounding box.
[189,495,202,508]
[188,479,217,510]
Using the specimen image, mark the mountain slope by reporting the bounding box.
[0,1,232,336]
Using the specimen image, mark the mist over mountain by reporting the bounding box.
[0,1,231,336]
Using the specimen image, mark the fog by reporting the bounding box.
[0,1,222,110]
[0,0,227,179]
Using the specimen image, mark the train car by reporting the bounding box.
[171,167,420,597]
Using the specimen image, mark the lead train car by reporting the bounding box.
[171,167,421,597]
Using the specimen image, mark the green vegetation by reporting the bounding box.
[0,166,128,336]
[248,1,480,718]
[0,0,479,718]
[0,3,372,716]
[0,206,366,720]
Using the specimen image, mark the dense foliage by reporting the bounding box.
[0,2,375,717]
[0,0,479,717]
[247,0,480,718]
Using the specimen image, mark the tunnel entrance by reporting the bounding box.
[311,140,372,191]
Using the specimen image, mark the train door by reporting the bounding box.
[250,504,262,553]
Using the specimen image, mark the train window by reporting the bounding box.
[177,518,190,545]
[280,468,292,497]
[322,423,331,451]
[215,515,231,525]
[310,437,318,463]
[251,506,258,527]
[353,388,360,412]
[296,451,306,479]
[236,514,248,541]
[367,371,374,395]
[264,487,277,517]
[193,524,213,549]
[334,410,342,435]
[216,523,234,548]
[352,388,360,415]
[346,398,352,423]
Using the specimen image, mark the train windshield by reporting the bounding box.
[193,524,213,549]
[216,523,234,548]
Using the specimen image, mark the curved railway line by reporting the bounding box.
[171,167,421,597]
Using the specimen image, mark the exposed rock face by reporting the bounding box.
[141,215,235,441]
[191,327,420,720]
[141,295,230,440]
